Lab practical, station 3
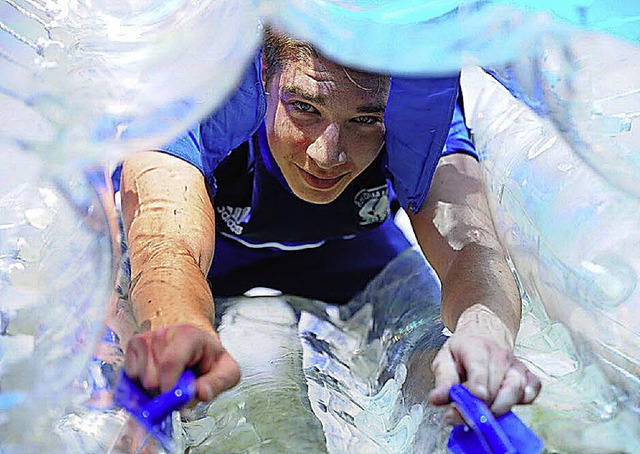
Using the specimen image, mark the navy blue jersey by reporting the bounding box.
[212,123,396,248]
[131,53,478,302]
[205,122,412,303]
[158,52,477,211]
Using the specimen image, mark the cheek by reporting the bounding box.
[274,118,312,155]
[292,137,312,156]
[350,131,385,167]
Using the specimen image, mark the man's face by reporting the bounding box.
[264,53,389,204]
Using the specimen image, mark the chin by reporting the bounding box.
[293,187,342,205]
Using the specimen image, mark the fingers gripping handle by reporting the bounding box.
[114,369,197,451]
[447,384,544,454]
[448,384,516,454]
[115,369,196,423]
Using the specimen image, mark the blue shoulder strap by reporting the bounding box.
[199,51,267,177]
[384,74,460,213]
[155,51,267,182]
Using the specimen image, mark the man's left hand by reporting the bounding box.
[428,304,541,424]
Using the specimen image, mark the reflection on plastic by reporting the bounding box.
[0,0,261,165]
[1,1,640,453]
[463,61,640,452]
[0,152,112,452]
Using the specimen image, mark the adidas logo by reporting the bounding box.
[216,206,251,235]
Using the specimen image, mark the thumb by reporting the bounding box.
[195,351,241,402]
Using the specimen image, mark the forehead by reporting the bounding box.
[276,54,390,106]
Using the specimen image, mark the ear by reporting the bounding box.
[260,51,268,92]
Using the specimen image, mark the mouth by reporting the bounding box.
[297,166,346,190]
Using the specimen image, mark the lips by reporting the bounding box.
[298,167,346,190]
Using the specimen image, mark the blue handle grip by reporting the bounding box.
[449,384,516,454]
[447,384,544,454]
[114,369,197,425]
[113,369,197,452]
[142,369,197,424]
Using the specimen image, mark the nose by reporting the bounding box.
[306,123,347,169]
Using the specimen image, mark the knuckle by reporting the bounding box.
[229,363,242,386]
[158,354,179,373]
[504,371,526,395]
[492,347,510,363]
[529,371,542,388]
[217,373,236,392]
[141,371,159,390]
[211,366,241,394]
[127,334,146,352]
[207,375,223,397]
[151,327,169,344]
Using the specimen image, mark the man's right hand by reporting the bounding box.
[124,324,240,402]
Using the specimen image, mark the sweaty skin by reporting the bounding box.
[120,49,540,420]
[121,152,240,401]
[263,55,389,204]
[410,153,540,420]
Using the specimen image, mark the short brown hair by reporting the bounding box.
[262,26,317,85]
[262,26,390,93]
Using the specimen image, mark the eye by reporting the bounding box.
[352,115,382,125]
[290,101,318,114]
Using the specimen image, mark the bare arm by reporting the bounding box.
[409,153,539,417]
[410,153,520,337]
[122,151,216,332]
[121,151,239,401]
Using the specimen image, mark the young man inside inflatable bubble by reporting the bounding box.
[118,27,541,424]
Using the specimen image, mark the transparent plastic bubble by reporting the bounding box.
[487,30,640,199]
[1,0,262,167]
[0,151,112,451]
[271,0,638,75]
[1,0,640,452]
[463,31,640,382]
[1,1,261,450]
[462,59,640,450]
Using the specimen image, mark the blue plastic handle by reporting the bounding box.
[141,369,197,424]
[449,384,516,453]
[114,369,197,451]
[447,384,544,454]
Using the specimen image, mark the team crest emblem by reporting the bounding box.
[354,185,389,225]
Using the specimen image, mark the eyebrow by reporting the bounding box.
[281,85,386,114]
[356,104,386,114]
